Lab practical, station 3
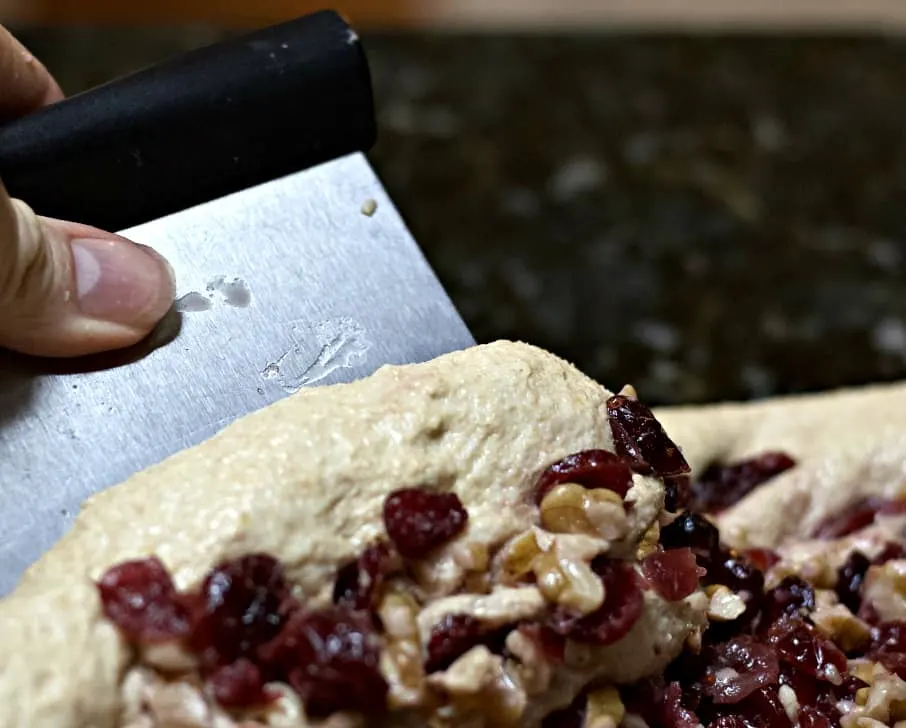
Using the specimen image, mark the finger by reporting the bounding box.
[0,184,175,358]
[0,25,64,120]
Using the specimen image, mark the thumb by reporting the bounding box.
[0,186,175,357]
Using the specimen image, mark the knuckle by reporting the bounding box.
[0,198,57,312]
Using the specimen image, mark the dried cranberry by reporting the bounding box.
[382,487,468,559]
[259,606,387,718]
[190,554,292,667]
[743,548,781,572]
[208,658,274,708]
[835,551,871,613]
[761,576,815,626]
[690,453,796,514]
[626,678,701,728]
[870,620,906,652]
[534,449,633,504]
[550,557,644,645]
[662,682,701,728]
[664,648,709,704]
[779,664,823,707]
[798,707,834,728]
[424,614,507,673]
[812,497,906,539]
[731,687,791,727]
[709,553,765,596]
[866,621,906,678]
[767,617,846,681]
[660,512,721,561]
[643,548,702,601]
[332,542,395,611]
[708,717,749,728]
[97,557,189,642]
[664,475,692,512]
[703,637,780,704]
[859,600,882,625]
[606,395,690,478]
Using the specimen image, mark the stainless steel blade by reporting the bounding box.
[0,153,475,595]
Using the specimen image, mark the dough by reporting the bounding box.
[656,381,906,548]
[0,341,701,728]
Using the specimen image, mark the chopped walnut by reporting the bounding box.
[122,718,155,728]
[849,660,879,686]
[141,642,199,674]
[811,602,871,652]
[533,550,605,615]
[377,589,426,708]
[410,547,469,599]
[379,589,420,640]
[845,718,893,728]
[253,684,305,727]
[705,585,746,622]
[585,686,626,728]
[636,523,660,560]
[427,645,501,696]
[450,541,490,573]
[427,646,526,726]
[315,713,366,728]
[120,667,220,728]
[380,640,426,710]
[865,669,906,723]
[549,532,611,563]
[842,663,906,727]
[773,519,906,590]
[863,560,906,622]
[771,541,838,590]
[504,629,553,696]
[147,679,215,727]
[497,530,544,582]
[122,667,155,724]
[539,484,628,540]
[417,586,546,646]
[777,684,799,723]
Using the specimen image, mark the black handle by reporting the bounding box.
[0,10,376,233]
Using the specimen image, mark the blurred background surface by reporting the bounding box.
[6,2,906,405]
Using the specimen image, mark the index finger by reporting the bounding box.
[0,26,64,122]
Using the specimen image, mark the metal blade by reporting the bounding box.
[0,153,474,595]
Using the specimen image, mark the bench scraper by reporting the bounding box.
[0,10,474,596]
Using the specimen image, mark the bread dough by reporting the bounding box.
[657,381,906,548]
[0,341,701,728]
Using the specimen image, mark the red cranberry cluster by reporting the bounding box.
[98,485,471,718]
[812,496,906,539]
[689,453,796,514]
[529,398,702,649]
[99,554,387,717]
[544,438,906,728]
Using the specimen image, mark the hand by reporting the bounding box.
[0,28,174,358]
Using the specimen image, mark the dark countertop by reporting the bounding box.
[15,28,906,405]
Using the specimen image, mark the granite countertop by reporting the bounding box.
[15,28,906,405]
